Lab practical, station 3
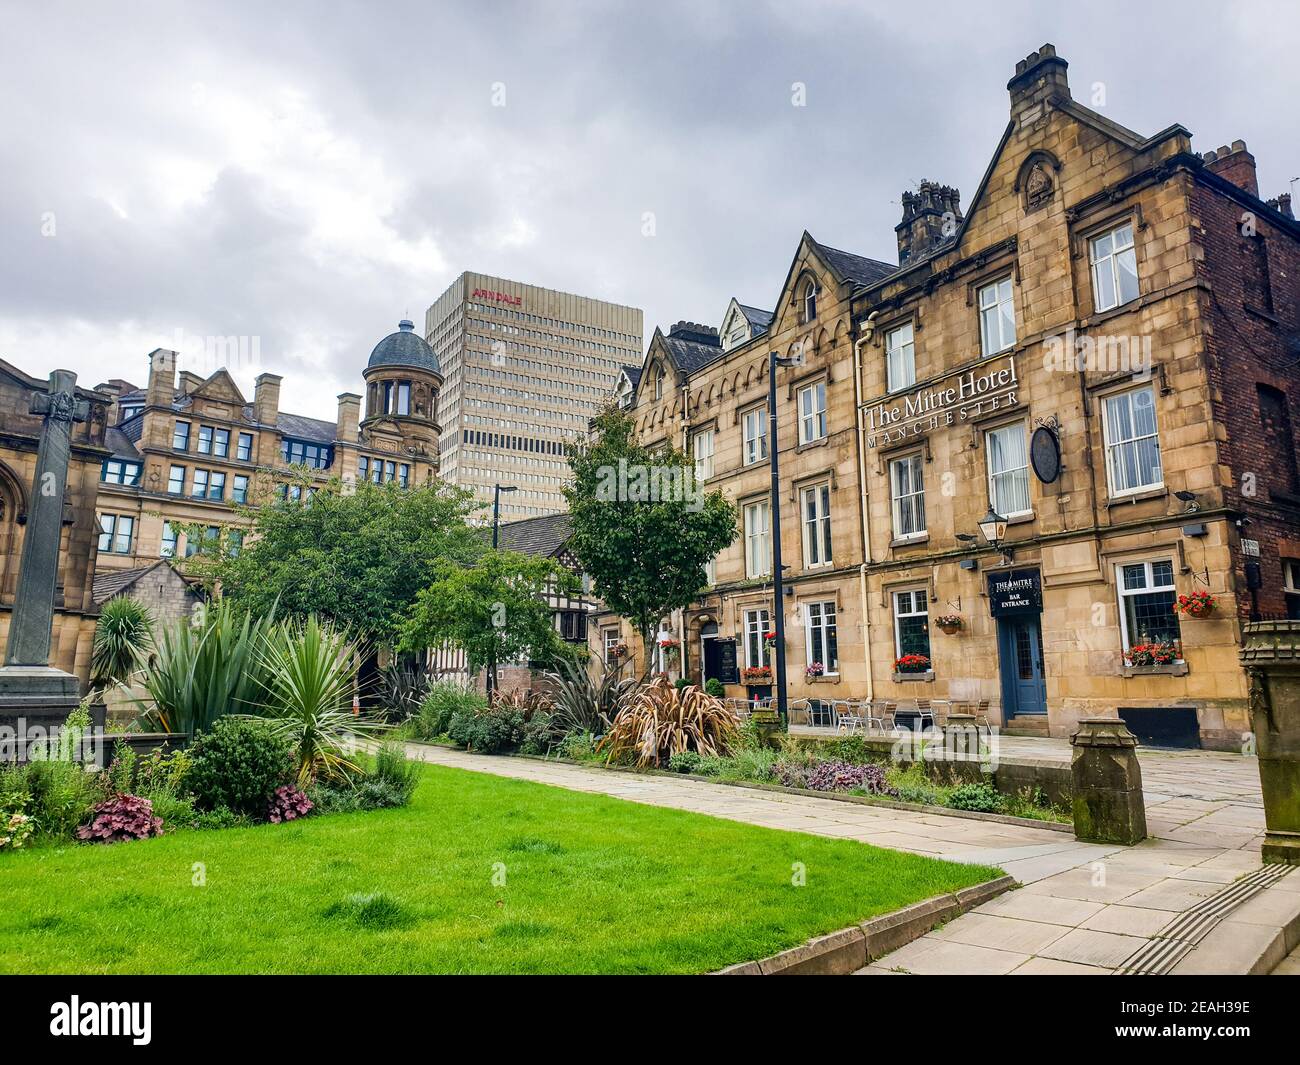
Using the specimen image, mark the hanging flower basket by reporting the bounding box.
[742,666,773,684]
[611,643,629,659]
[934,614,963,635]
[1177,590,1216,619]
[763,631,777,650]
[894,654,931,674]
[1125,639,1180,667]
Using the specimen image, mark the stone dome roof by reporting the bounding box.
[367,320,440,375]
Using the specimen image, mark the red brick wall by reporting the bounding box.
[1193,174,1300,619]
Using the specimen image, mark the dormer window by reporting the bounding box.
[802,278,818,323]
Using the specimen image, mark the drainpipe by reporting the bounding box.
[679,376,691,681]
[853,314,878,701]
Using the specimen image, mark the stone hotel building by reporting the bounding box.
[604,44,1300,750]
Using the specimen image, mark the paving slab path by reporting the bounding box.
[399,740,1288,975]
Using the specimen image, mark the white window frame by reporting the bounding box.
[1115,559,1181,655]
[797,381,827,444]
[977,275,1016,355]
[160,522,177,558]
[98,513,134,554]
[886,322,916,393]
[693,428,715,482]
[985,421,1032,518]
[1089,221,1139,313]
[744,608,771,669]
[703,554,716,587]
[744,499,772,578]
[800,482,832,568]
[891,588,930,660]
[602,627,621,667]
[889,453,927,540]
[1101,385,1163,498]
[804,600,838,675]
[742,407,768,466]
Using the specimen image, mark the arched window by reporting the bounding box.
[655,370,664,401]
[802,277,818,322]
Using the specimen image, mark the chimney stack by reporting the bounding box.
[145,349,177,408]
[896,181,963,264]
[1203,141,1259,198]
[1007,43,1071,124]
[336,393,361,443]
[253,372,282,426]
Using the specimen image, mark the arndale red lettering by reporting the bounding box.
[472,288,522,306]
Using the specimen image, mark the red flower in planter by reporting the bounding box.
[893,653,931,674]
[1176,590,1216,618]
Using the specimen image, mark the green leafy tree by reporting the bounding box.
[564,408,738,678]
[204,480,482,645]
[91,596,154,690]
[401,551,581,692]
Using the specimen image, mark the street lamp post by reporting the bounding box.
[487,484,518,699]
[768,350,800,725]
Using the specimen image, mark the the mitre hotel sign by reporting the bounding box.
[862,352,1019,447]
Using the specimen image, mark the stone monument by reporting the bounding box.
[1240,621,1300,865]
[0,369,89,754]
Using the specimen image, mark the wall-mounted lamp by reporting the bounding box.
[977,506,1013,563]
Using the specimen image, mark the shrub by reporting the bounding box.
[189,806,253,831]
[946,781,1003,813]
[411,682,486,739]
[448,705,524,754]
[375,661,434,723]
[107,741,137,794]
[598,677,740,768]
[145,792,198,830]
[354,777,413,809]
[887,762,949,806]
[255,617,387,785]
[703,678,725,698]
[693,756,725,776]
[544,659,636,736]
[91,596,154,690]
[371,743,419,805]
[518,711,564,755]
[133,746,192,797]
[140,599,276,734]
[184,717,292,817]
[77,793,164,843]
[807,760,896,795]
[667,750,702,774]
[556,731,597,761]
[1,812,35,849]
[16,760,107,841]
[720,745,781,782]
[820,736,881,766]
[773,760,808,789]
[268,785,314,823]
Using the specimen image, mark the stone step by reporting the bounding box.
[1002,716,1050,737]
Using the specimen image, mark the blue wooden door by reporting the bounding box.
[999,616,1047,715]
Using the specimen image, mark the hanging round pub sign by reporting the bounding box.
[1030,425,1062,484]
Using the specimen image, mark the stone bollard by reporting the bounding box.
[1240,621,1300,865]
[1069,717,1147,845]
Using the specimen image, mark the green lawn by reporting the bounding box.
[0,762,999,974]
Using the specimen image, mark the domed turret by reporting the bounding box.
[361,319,443,439]
[367,319,441,374]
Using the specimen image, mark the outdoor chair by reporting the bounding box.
[787,698,812,727]
[833,700,866,734]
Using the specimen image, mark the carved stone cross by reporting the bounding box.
[4,369,89,667]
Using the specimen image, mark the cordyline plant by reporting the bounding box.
[91,595,155,691]
[564,408,738,680]
[597,677,741,768]
[254,616,387,786]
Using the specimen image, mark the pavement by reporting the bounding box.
[398,739,1298,975]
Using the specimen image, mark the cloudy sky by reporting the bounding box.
[2,1,1296,421]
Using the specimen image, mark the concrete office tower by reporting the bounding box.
[425,272,643,520]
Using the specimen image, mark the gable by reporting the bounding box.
[187,368,247,409]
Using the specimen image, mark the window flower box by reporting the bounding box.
[1124,640,1180,667]
[805,662,825,679]
[741,666,773,684]
[893,653,931,674]
[1176,590,1216,619]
